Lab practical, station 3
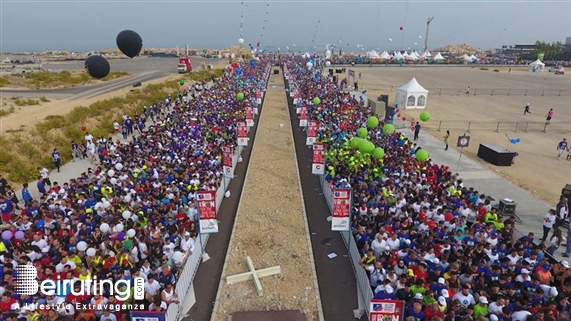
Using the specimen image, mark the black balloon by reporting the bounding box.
[84,55,110,79]
[116,30,143,58]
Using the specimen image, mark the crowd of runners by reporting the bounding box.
[0,59,270,321]
[283,55,570,321]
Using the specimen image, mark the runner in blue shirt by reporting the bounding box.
[557,138,567,160]
[51,148,62,172]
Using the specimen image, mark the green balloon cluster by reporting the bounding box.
[382,124,395,135]
[359,140,375,154]
[350,138,362,149]
[236,92,245,100]
[420,111,431,122]
[179,79,185,86]
[313,97,321,105]
[357,128,368,138]
[367,116,379,128]
[415,149,429,162]
[372,147,385,159]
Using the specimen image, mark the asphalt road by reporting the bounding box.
[0,57,223,99]
[285,74,364,321]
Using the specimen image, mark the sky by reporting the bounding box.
[1,0,570,53]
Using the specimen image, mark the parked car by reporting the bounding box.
[549,66,563,72]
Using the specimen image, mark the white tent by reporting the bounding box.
[528,59,545,72]
[395,78,429,110]
[380,51,391,59]
[469,55,477,61]
[433,52,445,60]
[460,54,471,62]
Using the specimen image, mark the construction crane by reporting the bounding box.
[424,17,434,52]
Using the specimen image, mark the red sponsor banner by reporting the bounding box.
[222,146,233,178]
[237,121,248,138]
[307,120,318,138]
[197,191,218,234]
[245,107,254,127]
[369,300,405,321]
[311,143,325,175]
[299,106,308,127]
[300,107,308,120]
[332,189,351,231]
[312,143,325,164]
[306,120,318,145]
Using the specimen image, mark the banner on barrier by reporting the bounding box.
[312,143,326,175]
[222,146,233,178]
[306,120,318,145]
[332,189,351,231]
[198,191,219,234]
[245,107,254,127]
[237,121,249,147]
[131,311,166,321]
[299,106,308,127]
[369,299,405,321]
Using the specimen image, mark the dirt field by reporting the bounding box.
[213,70,321,321]
[351,66,570,204]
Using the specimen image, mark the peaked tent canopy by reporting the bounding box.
[395,78,429,110]
[529,59,545,72]
[433,52,445,60]
[380,51,391,59]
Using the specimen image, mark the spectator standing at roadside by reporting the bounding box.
[86,140,97,164]
[21,182,32,204]
[37,166,51,186]
[443,130,450,151]
[541,209,557,242]
[71,140,82,162]
[51,148,61,173]
[414,122,421,141]
[0,174,7,196]
[554,196,569,230]
[557,138,567,160]
[563,227,571,257]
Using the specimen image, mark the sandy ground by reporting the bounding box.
[0,73,185,133]
[351,66,571,204]
[213,70,320,321]
[0,57,228,133]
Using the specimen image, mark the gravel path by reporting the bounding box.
[212,69,321,321]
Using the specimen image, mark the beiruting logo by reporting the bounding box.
[16,265,145,300]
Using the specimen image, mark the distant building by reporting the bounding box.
[497,44,536,58]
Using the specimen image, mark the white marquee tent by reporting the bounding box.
[529,59,545,72]
[395,78,429,110]
[433,52,445,60]
[380,51,391,59]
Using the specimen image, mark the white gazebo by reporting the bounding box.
[529,59,545,72]
[433,52,445,60]
[395,78,429,109]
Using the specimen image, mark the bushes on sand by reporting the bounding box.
[0,76,10,88]
[11,70,129,89]
[188,68,225,83]
[1,80,180,183]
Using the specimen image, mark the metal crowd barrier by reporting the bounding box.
[165,68,271,321]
